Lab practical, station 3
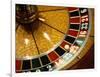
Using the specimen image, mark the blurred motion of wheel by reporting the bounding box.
[15,4,94,73]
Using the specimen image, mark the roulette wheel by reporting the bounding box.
[15,4,94,73]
